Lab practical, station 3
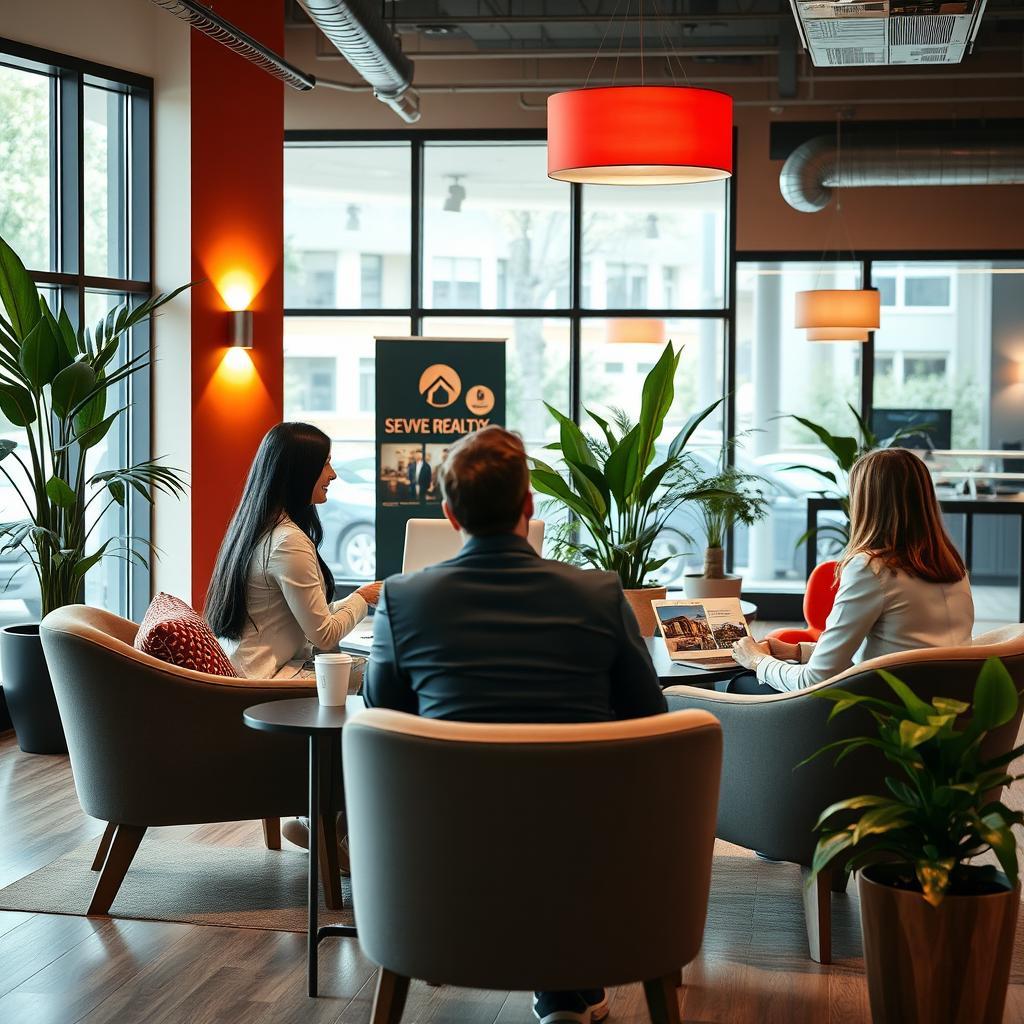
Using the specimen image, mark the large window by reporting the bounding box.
[284,136,732,581]
[0,44,152,625]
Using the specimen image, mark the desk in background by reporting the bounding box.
[806,494,1024,621]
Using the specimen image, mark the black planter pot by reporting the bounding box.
[1,623,67,754]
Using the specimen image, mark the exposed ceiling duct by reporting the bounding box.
[780,133,1024,212]
[150,0,315,91]
[298,0,421,123]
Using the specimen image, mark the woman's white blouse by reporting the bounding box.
[218,518,367,679]
[756,553,974,692]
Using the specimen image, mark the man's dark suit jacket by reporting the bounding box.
[417,461,432,499]
[364,533,666,723]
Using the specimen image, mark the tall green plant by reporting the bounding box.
[788,402,932,551]
[0,233,188,616]
[694,460,769,579]
[529,343,725,589]
[804,659,1023,906]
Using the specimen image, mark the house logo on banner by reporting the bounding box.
[418,364,462,408]
[376,336,507,577]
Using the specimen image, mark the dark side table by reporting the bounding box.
[243,696,361,997]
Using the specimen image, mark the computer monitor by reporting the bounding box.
[402,518,546,574]
[870,408,952,451]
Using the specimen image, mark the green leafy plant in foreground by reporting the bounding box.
[805,658,1024,907]
[529,342,727,590]
[0,232,189,616]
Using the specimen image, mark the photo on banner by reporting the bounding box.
[375,336,506,576]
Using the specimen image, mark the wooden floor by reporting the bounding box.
[1,729,1022,1024]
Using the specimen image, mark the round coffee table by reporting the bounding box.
[243,697,359,998]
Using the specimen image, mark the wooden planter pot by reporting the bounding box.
[623,587,667,637]
[858,865,1019,1024]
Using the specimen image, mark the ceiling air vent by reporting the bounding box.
[789,0,989,67]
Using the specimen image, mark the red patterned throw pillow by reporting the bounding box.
[134,592,238,677]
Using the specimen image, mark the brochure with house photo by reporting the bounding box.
[651,598,751,662]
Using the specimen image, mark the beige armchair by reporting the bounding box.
[663,625,1024,964]
[342,708,722,1024]
[38,605,339,916]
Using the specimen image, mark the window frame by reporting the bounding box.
[0,36,153,621]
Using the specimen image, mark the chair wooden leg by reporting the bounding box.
[262,817,281,851]
[87,824,147,916]
[370,968,410,1024]
[643,973,682,1024]
[317,813,343,911]
[90,822,116,871]
[801,866,832,964]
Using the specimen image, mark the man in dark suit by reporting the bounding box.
[366,426,665,1024]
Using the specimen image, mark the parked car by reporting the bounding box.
[320,456,376,579]
[319,449,845,586]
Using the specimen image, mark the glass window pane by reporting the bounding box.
[285,144,411,309]
[0,64,52,272]
[83,291,130,613]
[423,316,570,560]
[423,143,570,311]
[84,86,127,278]
[733,262,863,592]
[874,259,1024,626]
[581,180,727,309]
[580,319,725,588]
[284,316,410,581]
[872,260,1004,450]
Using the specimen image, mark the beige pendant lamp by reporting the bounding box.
[794,118,878,343]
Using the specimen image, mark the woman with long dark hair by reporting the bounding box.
[206,422,381,679]
[730,446,974,692]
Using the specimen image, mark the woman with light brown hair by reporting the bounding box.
[730,446,974,693]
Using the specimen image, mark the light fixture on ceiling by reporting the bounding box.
[546,3,732,186]
[645,214,659,239]
[444,175,466,212]
[795,116,877,343]
[606,319,666,345]
[346,204,360,230]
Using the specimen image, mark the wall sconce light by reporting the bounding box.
[229,310,253,349]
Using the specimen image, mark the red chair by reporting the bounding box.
[767,560,840,645]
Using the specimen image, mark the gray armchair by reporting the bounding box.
[343,708,722,1024]
[39,605,337,916]
[663,625,1024,964]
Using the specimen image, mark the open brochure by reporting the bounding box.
[651,598,751,663]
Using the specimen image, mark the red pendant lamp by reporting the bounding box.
[548,86,732,185]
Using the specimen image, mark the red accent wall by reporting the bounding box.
[190,1,284,609]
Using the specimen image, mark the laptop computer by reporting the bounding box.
[651,597,751,671]
[402,518,545,574]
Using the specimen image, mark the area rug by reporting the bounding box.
[0,832,354,932]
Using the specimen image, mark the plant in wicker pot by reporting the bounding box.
[0,233,188,753]
[529,342,725,637]
[682,464,768,600]
[806,659,1023,1024]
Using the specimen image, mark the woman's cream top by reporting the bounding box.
[218,517,367,679]
[756,553,974,692]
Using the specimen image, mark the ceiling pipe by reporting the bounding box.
[781,133,1024,212]
[299,0,421,122]
[150,0,315,90]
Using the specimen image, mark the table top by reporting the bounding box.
[645,637,737,687]
[244,695,364,734]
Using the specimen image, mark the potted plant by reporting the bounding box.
[683,464,769,599]
[0,233,188,753]
[529,342,725,636]
[787,402,932,557]
[806,659,1022,1024]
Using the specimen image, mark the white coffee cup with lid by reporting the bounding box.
[314,652,352,706]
